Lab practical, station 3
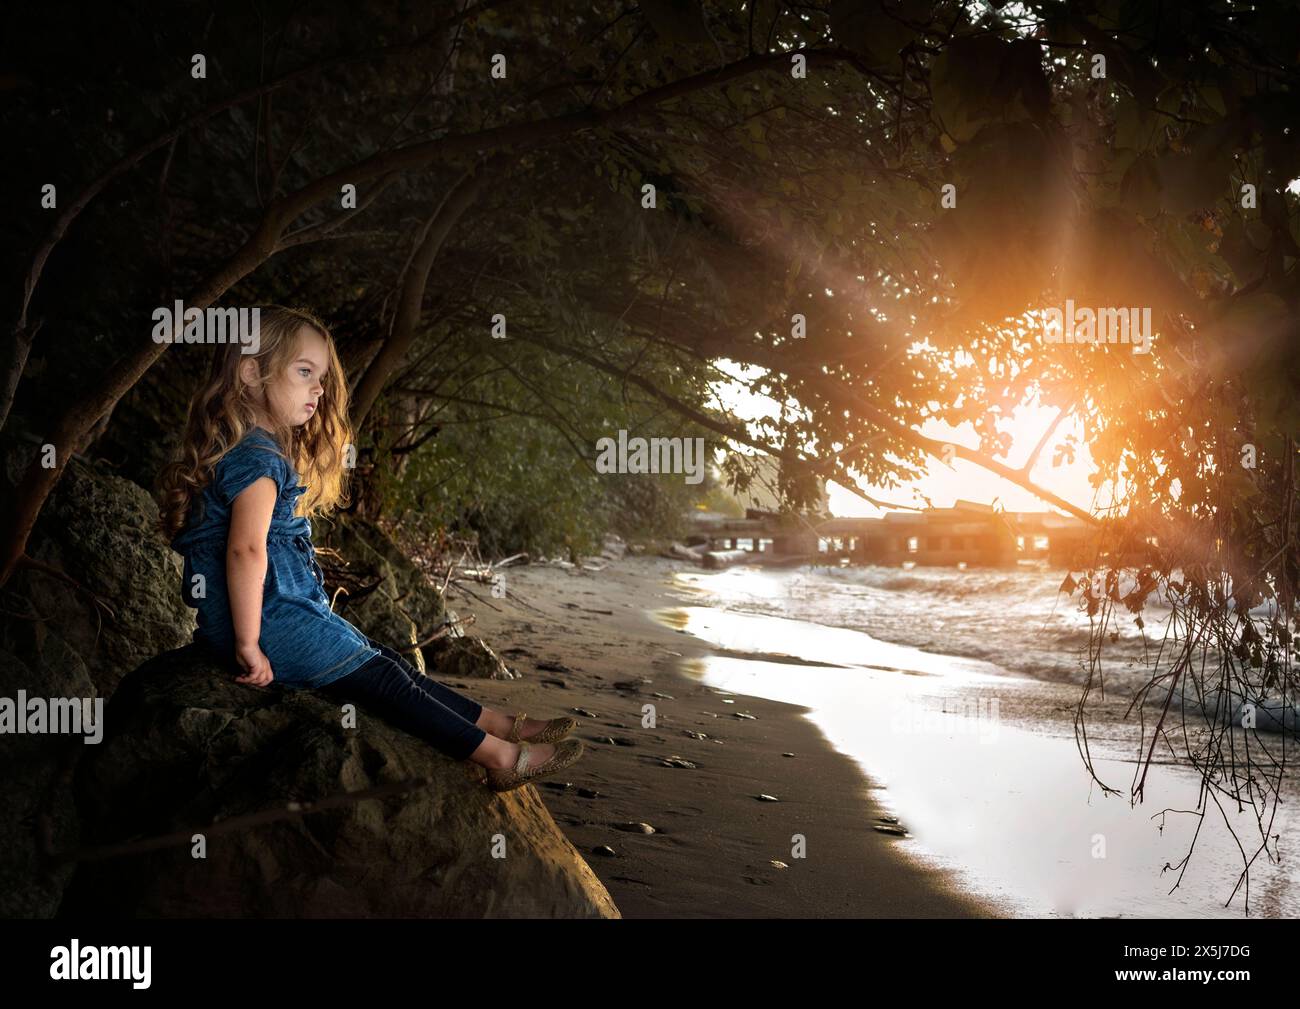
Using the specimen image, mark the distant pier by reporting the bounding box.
[686,501,1100,568]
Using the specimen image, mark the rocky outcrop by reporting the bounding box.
[57,646,618,918]
[0,444,196,917]
[0,642,88,918]
[2,449,589,918]
[316,516,444,673]
[3,448,196,695]
[425,632,520,680]
[316,516,519,680]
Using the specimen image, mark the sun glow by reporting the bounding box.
[709,360,1102,518]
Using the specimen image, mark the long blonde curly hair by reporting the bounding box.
[157,305,354,540]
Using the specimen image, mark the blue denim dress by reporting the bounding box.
[170,428,379,688]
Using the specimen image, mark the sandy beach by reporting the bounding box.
[444,553,1006,918]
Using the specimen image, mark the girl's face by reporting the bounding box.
[260,325,329,428]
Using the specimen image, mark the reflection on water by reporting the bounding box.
[652,567,1300,918]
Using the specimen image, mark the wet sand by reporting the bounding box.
[445,554,1007,918]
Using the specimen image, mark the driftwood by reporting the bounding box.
[413,612,476,649]
[663,542,704,563]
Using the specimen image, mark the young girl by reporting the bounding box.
[157,305,583,792]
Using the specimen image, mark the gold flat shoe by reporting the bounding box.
[486,738,585,793]
[506,711,579,744]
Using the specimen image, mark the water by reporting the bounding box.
[654,563,1300,918]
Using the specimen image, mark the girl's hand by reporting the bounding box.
[234,642,274,687]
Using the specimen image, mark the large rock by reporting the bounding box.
[426,629,520,681]
[0,443,195,918]
[314,516,520,680]
[343,519,446,634]
[57,646,619,918]
[316,517,445,674]
[0,640,90,918]
[9,449,196,693]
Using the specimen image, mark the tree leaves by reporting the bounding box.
[929,35,1050,143]
[929,120,1068,319]
[1154,116,1243,215]
[830,0,927,68]
[639,0,715,46]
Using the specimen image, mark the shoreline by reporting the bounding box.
[448,553,1006,918]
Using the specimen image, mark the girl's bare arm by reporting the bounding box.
[228,477,277,684]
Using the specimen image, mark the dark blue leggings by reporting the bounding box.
[320,638,488,761]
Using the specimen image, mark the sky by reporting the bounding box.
[708,359,1102,519]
